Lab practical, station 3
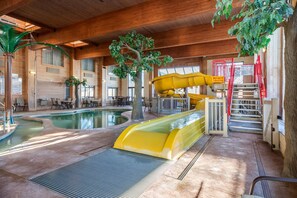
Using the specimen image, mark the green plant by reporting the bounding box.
[109,31,173,120]
[0,23,68,123]
[65,76,87,108]
[212,0,296,177]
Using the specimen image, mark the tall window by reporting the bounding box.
[81,86,95,98]
[158,66,200,76]
[42,48,64,66]
[107,87,118,98]
[81,59,95,71]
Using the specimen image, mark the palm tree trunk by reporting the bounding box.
[283,6,297,177]
[4,53,13,123]
[132,71,144,120]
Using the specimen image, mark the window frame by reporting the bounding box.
[42,48,64,67]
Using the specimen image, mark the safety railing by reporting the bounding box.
[227,58,235,117]
[157,97,190,115]
[254,55,267,104]
[249,176,297,196]
[205,98,228,137]
[0,102,7,135]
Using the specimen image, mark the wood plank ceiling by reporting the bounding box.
[1,0,241,64]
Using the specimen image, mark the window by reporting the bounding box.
[81,59,95,72]
[107,87,118,98]
[42,48,64,66]
[81,86,95,98]
[157,66,200,95]
[158,66,200,76]
[0,73,22,95]
[107,66,117,76]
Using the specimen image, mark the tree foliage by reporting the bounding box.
[212,0,294,56]
[109,31,173,79]
[0,23,68,55]
[65,76,87,87]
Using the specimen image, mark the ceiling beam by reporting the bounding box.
[36,0,241,45]
[0,0,34,16]
[103,39,238,66]
[75,20,237,60]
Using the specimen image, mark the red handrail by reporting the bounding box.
[255,55,267,104]
[227,58,235,117]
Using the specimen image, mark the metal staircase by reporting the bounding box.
[229,83,263,133]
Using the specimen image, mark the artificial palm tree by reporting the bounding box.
[0,23,68,124]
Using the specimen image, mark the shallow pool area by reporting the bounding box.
[0,118,44,151]
[40,109,128,129]
[0,109,129,152]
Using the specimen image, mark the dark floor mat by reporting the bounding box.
[31,149,166,198]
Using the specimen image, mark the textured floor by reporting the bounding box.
[0,109,296,198]
[31,149,166,198]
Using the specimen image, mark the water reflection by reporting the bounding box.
[46,110,128,129]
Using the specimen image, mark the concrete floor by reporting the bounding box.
[0,108,296,198]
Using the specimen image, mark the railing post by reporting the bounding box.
[223,98,228,137]
[157,96,160,115]
[170,96,173,113]
[271,98,279,150]
[3,110,6,134]
[205,98,209,135]
[187,97,190,111]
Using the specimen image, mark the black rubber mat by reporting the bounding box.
[31,149,166,198]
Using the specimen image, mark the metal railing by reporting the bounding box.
[157,97,190,115]
[254,55,267,104]
[249,176,297,195]
[227,58,235,117]
[205,98,228,137]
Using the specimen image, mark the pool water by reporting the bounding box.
[0,110,128,151]
[41,110,128,129]
[0,118,44,151]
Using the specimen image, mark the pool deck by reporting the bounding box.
[0,107,296,198]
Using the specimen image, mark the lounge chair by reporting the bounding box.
[15,97,28,111]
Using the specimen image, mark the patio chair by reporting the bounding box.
[144,98,152,112]
[15,97,28,111]
[82,97,92,108]
[56,98,66,109]
[51,98,59,109]
[112,97,118,106]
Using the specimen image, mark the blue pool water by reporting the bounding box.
[41,110,128,129]
[0,118,44,151]
[0,110,128,151]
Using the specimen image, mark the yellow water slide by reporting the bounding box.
[114,72,224,160]
[153,72,224,105]
[114,109,205,160]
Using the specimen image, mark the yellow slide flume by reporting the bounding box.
[114,109,205,160]
[153,72,223,105]
[114,72,224,160]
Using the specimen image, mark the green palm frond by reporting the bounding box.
[15,42,69,57]
[0,23,69,57]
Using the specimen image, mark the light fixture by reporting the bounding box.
[29,71,36,74]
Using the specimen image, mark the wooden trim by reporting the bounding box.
[103,39,238,66]
[36,0,242,45]
[75,20,236,59]
[0,0,34,16]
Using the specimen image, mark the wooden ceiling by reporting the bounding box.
[8,0,149,29]
[1,0,242,63]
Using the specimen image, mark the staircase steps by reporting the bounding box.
[229,83,263,133]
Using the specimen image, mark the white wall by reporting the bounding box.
[266,28,283,100]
